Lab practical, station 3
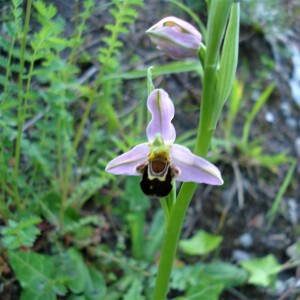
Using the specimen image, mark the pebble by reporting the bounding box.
[280,102,291,117]
[295,137,300,157]
[287,198,298,225]
[265,111,275,123]
[239,232,253,248]
[232,249,251,262]
[286,117,297,129]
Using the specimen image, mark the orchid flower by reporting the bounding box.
[106,89,223,197]
[146,16,202,59]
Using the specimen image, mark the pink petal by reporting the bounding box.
[147,16,202,40]
[105,143,149,175]
[148,27,201,59]
[146,16,202,59]
[146,89,176,144]
[171,144,223,185]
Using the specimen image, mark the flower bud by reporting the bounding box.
[146,16,202,59]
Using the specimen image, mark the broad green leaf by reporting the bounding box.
[58,248,106,299]
[171,260,247,298]
[39,192,81,230]
[240,254,282,287]
[1,217,41,250]
[200,261,248,288]
[179,230,223,255]
[59,249,86,294]
[185,280,223,300]
[67,296,87,300]
[39,192,61,225]
[8,250,68,300]
[21,289,56,300]
[84,266,106,300]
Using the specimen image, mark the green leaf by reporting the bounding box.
[200,261,248,288]
[242,83,276,144]
[205,0,232,66]
[103,60,202,81]
[39,192,61,225]
[47,37,71,47]
[1,217,41,250]
[21,289,56,300]
[123,177,149,259]
[212,1,240,128]
[185,280,223,300]
[240,254,282,287]
[60,249,86,294]
[66,177,109,208]
[143,210,165,262]
[39,192,81,230]
[85,266,106,300]
[123,275,145,300]
[172,261,247,300]
[58,248,106,299]
[34,1,57,19]
[67,296,87,300]
[8,250,68,300]
[179,230,223,255]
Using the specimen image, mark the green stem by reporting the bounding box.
[152,183,197,299]
[152,1,235,297]
[159,198,170,225]
[3,36,16,98]
[13,0,32,206]
[153,98,216,300]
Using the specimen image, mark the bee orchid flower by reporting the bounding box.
[146,16,202,59]
[105,89,223,197]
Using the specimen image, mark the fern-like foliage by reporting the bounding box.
[98,0,143,74]
[90,0,144,130]
[0,0,24,98]
[67,176,110,208]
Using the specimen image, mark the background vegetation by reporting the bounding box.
[0,0,299,299]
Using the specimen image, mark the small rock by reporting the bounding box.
[295,137,300,157]
[289,44,300,108]
[239,233,253,248]
[286,241,300,260]
[296,278,300,289]
[287,198,298,225]
[265,111,275,123]
[280,102,291,117]
[275,279,286,295]
[286,117,297,129]
[232,249,251,262]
